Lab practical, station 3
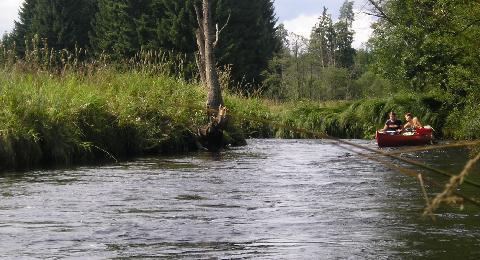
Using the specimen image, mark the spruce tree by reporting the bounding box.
[12,0,38,54]
[310,7,336,68]
[13,0,96,54]
[155,0,197,53]
[335,0,355,69]
[91,0,198,58]
[90,0,138,59]
[215,0,280,89]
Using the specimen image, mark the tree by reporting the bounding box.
[310,7,335,68]
[262,6,363,101]
[368,0,480,96]
[194,0,223,110]
[154,0,197,54]
[13,0,96,54]
[214,0,280,90]
[91,0,142,59]
[11,0,37,54]
[262,24,291,100]
[335,0,355,69]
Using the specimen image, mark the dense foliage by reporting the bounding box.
[8,0,97,54]
[367,0,480,138]
[3,0,279,90]
[261,1,385,101]
[214,0,279,89]
[370,0,480,97]
[1,0,479,148]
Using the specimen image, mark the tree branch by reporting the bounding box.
[366,0,394,24]
[363,11,387,20]
[455,18,480,35]
[213,12,230,47]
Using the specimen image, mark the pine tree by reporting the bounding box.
[12,0,38,54]
[214,0,280,89]
[13,0,96,54]
[335,0,355,69]
[310,7,336,68]
[90,0,138,59]
[155,0,197,53]
[91,0,198,58]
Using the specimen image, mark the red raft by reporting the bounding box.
[376,127,433,147]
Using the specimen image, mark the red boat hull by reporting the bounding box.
[376,128,433,147]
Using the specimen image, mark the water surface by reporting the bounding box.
[1,139,479,258]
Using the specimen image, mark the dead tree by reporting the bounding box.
[194,0,224,113]
[194,0,231,151]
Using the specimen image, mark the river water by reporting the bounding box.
[1,139,479,258]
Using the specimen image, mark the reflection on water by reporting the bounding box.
[1,139,479,258]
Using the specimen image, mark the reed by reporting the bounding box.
[270,92,454,139]
[1,39,479,172]
[423,152,480,217]
[0,66,208,170]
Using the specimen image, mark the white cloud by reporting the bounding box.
[0,0,24,34]
[352,10,375,49]
[283,14,318,39]
[281,9,375,49]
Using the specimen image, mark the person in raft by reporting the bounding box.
[403,112,423,132]
[382,111,403,134]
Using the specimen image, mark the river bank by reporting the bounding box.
[0,68,209,171]
[0,67,478,172]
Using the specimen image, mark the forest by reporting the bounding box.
[0,0,480,170]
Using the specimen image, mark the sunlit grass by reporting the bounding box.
[0,67,207,170]
[0,39,477,171]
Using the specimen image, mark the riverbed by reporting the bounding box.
[1,139,479,258]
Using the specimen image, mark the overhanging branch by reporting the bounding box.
[366,0,394,24]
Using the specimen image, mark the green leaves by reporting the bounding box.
[369,0,480,96]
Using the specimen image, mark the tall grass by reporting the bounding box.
[0,67,210,171]
[0,60,471,171]
[265,92,464,140]
[0,39,229,171]
[1,38,478,172]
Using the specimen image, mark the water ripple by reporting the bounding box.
[1,139,479,258]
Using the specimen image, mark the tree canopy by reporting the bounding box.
[12,0,96,54]
[5,0,479,103]
[8,0,279,91]
[369,0,480,98]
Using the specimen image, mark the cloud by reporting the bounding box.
[352,10,375,49]
[283,14,318,39]
[281,9,375,49]
[0,0,23,34]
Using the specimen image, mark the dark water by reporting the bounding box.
[1,139,479,259]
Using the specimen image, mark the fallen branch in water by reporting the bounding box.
[424,152,480,217]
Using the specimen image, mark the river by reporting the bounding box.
[1,139,479,258]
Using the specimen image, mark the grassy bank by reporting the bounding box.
[270,93,480,139]
[226,91,479,140]
[272,94,450,139]
[0,66,478,172]
[0,68,212,171]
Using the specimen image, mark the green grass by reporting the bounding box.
[271,93,452,139]
[0,64,477,172]
[0,68,209,171]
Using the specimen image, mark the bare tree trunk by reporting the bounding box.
[194,0,233,152]
[194,6,206,85]
[195,0,223,113]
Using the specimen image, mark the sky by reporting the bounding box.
[0,0,374,49]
